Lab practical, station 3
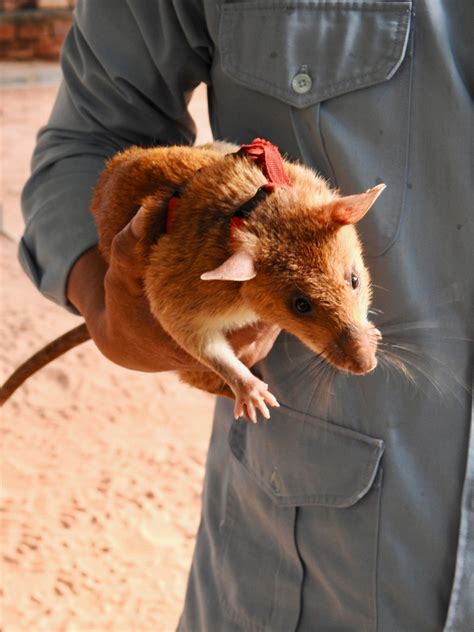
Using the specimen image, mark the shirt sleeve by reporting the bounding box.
[19,0,212,312]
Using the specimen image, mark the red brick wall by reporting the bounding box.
[0,1,75,9]
[0,1,36,10]
[0,2,75,60]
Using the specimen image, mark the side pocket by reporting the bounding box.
[217,404,384,631]
[218,458,301,632]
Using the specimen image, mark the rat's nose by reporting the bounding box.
[373,327,382,342]
[352,351,378,375]
[336,325,380,375]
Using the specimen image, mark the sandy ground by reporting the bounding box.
[1,64,215,631]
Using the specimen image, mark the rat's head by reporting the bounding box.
[201,163,385,375]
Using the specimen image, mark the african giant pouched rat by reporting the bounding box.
[0,139,384,421]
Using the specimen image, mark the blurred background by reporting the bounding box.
[1,2,215,630]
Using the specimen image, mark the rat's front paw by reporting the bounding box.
[233,376,279,423]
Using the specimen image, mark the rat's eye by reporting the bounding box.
[292,296,313,315]
[351,273,359,290]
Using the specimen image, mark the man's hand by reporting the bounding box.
[67,208,280,374]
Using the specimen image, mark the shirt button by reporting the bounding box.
[292,72,312,94]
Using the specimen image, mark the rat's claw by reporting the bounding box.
[264,391,280,408]
[256,399,270,420]
[234,399,244,420]
[232,376,279,423]
[245,402,258,424]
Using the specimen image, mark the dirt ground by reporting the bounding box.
[1,63,215,631]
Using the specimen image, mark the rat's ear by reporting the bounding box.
[325,184,386,225]
[201,250,256,281]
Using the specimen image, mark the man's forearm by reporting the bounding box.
[67,246,107,319]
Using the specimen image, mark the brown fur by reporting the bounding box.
[91,143,380,409]
[0,141,382,413]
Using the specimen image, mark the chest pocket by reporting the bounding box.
[217,1,413,257]
[220,0,412,109]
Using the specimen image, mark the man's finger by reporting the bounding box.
[230,323,281,348]
[230,323,281,367]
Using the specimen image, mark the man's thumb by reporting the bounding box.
[110,206,147,268]
[129,205,148,239]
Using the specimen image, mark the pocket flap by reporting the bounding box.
[229,404,384,507]
[220,1,412,108]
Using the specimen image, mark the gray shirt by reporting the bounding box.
[20,1,473,630]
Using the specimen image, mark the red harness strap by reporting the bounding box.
[164,138,290,234]
[165,193,180,234]
[239,138,291,187]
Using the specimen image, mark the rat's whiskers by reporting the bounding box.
[376,322,471,404]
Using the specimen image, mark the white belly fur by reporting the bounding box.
[197,305,259,336]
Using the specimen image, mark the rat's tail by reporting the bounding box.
[0,323,90,406]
